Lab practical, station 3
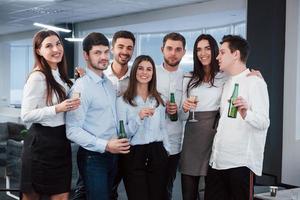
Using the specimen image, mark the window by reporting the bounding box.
[205,26,231,44]
[10,45,33,106]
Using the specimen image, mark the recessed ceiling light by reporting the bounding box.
[64,38,84,42]
[33,22,71,33]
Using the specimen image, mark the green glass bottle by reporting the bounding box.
[118,120,127,139]
[169,93,178,121]
[228,83,239,118]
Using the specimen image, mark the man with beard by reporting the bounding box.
[71,30,135,200]
[66,32,130,200]
[105,30,135,200]
[156,32,187,200]
[104,30,135,97]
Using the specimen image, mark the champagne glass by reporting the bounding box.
[188,95,198,122]
[72,91,81,99]
[147,98,156,117]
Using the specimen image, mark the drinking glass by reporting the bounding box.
[147,98,156,117]
[189,95,198,122]
[72,91,81,99]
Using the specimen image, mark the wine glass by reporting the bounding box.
[188,95,198,122]
[147,98,156,117]
[72,91,81,99]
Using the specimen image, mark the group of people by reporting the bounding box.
[20,29,270,200]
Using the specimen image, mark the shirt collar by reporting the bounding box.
[230,68,250,80]
[86,68,107,84]
[160,63,181,74]
[106,63,130,80]
[51,68,60,77]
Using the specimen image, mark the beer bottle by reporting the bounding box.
[169,93,178,121]
[228,83,239,118]
[118,120,127,139]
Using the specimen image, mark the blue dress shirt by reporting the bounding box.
[116,95,170,153]
[66,68,118,153]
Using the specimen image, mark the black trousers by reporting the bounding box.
[121,142,168,200]
[204,166,254,200]
[165,153,180,200]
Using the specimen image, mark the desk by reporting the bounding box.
[255,188,300,200]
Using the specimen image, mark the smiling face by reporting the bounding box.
[112,38,134,66]
[136,60,154,85]
[36,35,63,69]
[196,39,212,67]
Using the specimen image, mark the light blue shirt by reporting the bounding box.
[116,95,170,153]
[66,68,118,153]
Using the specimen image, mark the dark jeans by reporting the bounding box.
[165,153,180,200]
[77,147,118,200]
[71,175,85,200]
[204,166,254,200]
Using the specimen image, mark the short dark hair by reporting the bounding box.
[162,32,186,48]
[220,35,250,63]
[83,32,109,54]
[112,30,135,46]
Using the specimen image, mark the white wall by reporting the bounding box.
[282,0,300,186]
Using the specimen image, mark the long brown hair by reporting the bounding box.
[187,34,220,96]
[123,55,164,107]
[32,29,73,105]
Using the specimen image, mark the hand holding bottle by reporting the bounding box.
[233,96,248,119]
[106,138,130,154]
[166,101,178,115]
[169,93,178,121]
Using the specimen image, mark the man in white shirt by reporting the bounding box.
[107,30,135,200]
[205,35,270,200]
[104,30,135,97]
[156,32,187,200]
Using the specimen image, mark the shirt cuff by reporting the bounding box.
[244,110,254,122]
[95,138,108,153]
[48,105,57,116]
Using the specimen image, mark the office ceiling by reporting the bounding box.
[0,0,210,35]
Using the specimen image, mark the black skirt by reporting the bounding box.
[20,123,72,195]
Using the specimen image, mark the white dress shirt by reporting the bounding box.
[182,72,228,112]
[209,69,270,176]
[104,64,130,97]
[21,69,70,127]
[156,65,186,155]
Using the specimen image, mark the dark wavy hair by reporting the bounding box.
[112,30,136,47]
[123,55,164,107]
[32,29,72,105]
[186,34,220,96]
